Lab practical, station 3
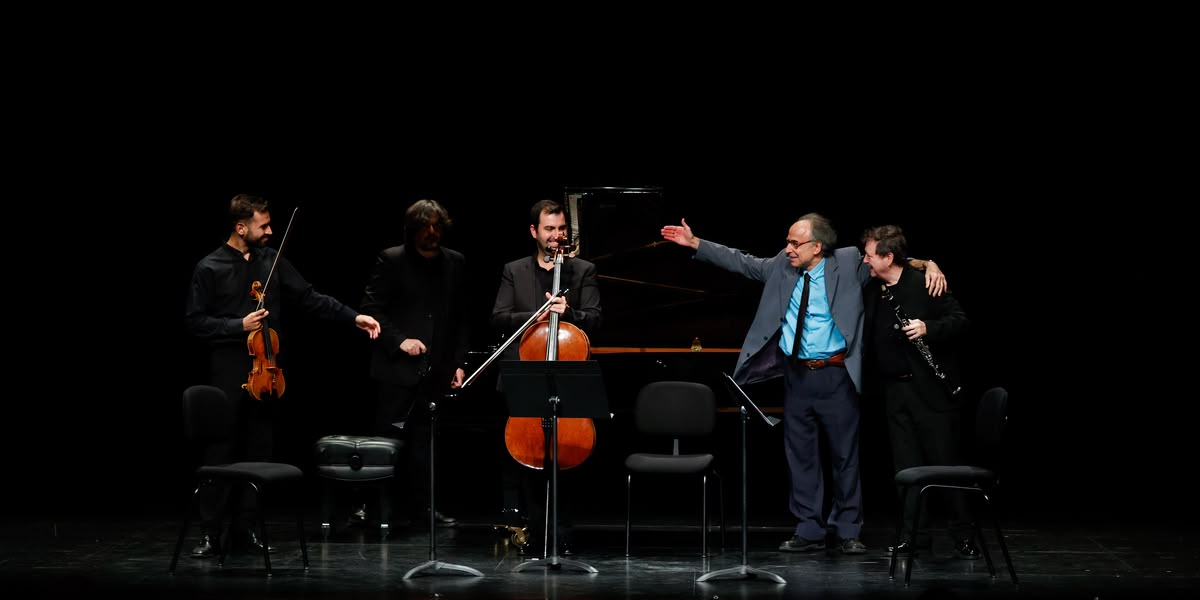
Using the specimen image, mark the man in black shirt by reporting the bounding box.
[861,224,978,560]
[184,193,380,558]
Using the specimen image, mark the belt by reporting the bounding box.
[792,351,846,370]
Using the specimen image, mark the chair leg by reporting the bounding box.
[967,490,997,578]
[889,484,907,579]
[903,486,928,585]
[295,486,310,569]
[982,490,1018,585]
[701,474,708,558]
[217,483,243,567]
[320,480,334,539]
[715,470,726,553]
[249,484,272,576]
[169,485,200,573]
[624,473,632,557]
[378,479,392,537]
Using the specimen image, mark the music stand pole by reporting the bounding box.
[697,376,786,584]
[512,392,598,574]
[500,360,606,575]
[403,398,483,579]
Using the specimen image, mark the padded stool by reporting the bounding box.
[313,435,403,537]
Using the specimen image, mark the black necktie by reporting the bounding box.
[790,272,810,359]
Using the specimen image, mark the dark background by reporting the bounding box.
[23,159,1182,531]
[9,59,1184,530]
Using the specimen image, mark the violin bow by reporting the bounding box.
[254,206,299,310]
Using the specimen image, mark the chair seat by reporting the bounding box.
[198,462,305,484]
[314,435,402,481]
[313,435,402,536]
[625,452,713,474]
[895,465,995,486]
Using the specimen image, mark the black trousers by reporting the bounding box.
[885,369,972,543]
[372,379,435,516]
[195,345,279,536]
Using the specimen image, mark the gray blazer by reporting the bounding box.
[694,242,869,393]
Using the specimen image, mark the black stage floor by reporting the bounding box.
[2,504,1196,600]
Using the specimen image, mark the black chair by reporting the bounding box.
[889,386,1017,585]
[624,380,725,558]
[169,385,310,575]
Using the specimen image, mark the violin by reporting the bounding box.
[503,233,597,470]
[243,280,285,401]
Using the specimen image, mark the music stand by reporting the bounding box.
[402,396,484,579]
[697,373,786,584]
[500,359,608,574]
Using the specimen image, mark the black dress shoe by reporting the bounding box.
[499,507,525,528]
[887,539,931,555]
[955,539,982,560]
[779,535,826,552]
[239,529,275,554]
[417,509,458,527]
[349,504,367,525]
[190,535,219,559]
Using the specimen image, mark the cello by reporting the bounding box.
[503,234,597,470]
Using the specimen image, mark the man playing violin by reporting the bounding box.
[184,193,380,559]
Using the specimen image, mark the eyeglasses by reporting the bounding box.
[785,239,816,249]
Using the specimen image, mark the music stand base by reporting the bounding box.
[697,564,786,583]
[404,560,484,579]
[401,403,483,581]
[512,555,598,574]
[699,375,787,585]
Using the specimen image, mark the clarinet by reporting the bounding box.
[880,283,961,396]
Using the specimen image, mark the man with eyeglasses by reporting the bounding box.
[358,199,470,529]
[660,213,944,556]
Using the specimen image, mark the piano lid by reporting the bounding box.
[562,186,758,350]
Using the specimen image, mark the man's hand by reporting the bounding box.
[244,308,269,332]
[661,218,700,250]
[399,338,427,356]
[923,261,946,297]
[356,314,381,338]
[544,291,568,316]
[902,319,928,340]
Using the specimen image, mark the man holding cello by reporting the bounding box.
[490,199,603,556]
[184,193,380,559]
